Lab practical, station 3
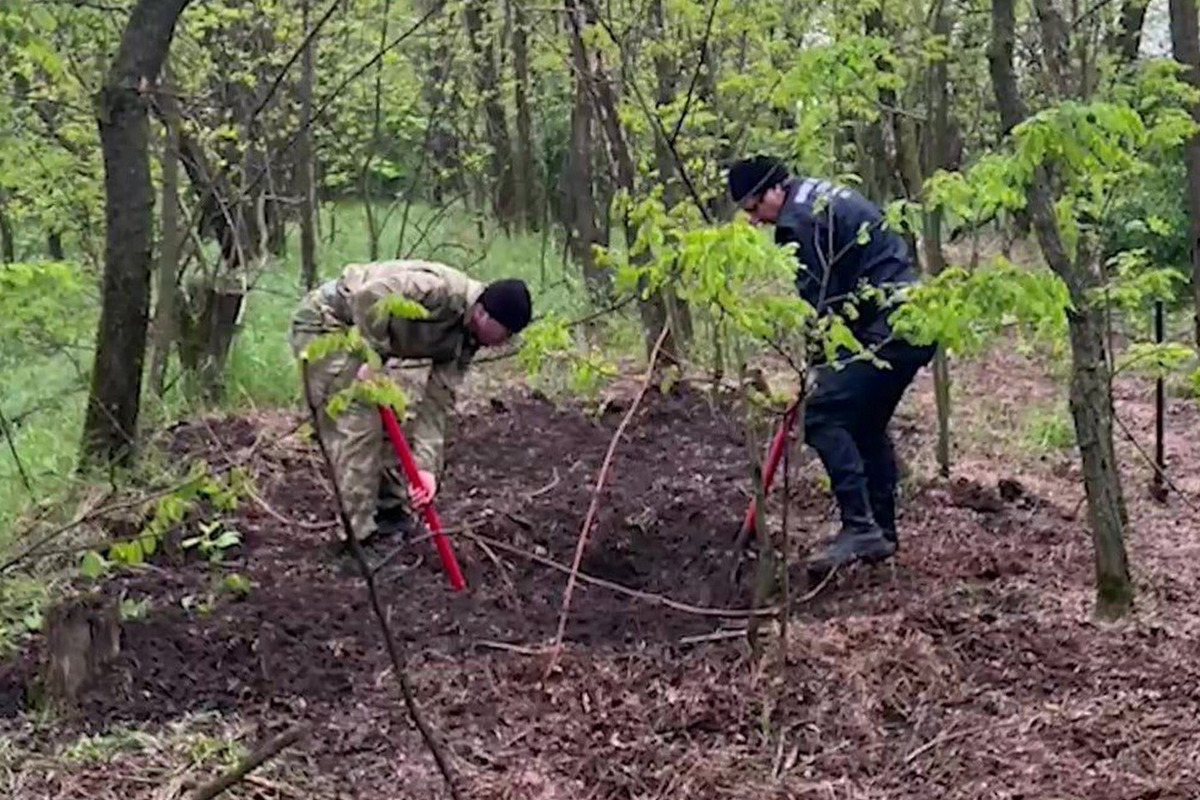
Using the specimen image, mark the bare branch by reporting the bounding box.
[299,364,461,799]
[246,0,342,125]
[0,405,36,501]
[465,529,783,619]
[668,0,720,146]
[189,724,309,800]
[545,324,672,675]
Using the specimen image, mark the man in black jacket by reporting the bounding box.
[727,155,936,578]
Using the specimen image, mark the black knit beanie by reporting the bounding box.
[727,155,790,205]
[479,278,533,333]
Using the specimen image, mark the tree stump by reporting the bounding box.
[41,592,121,711]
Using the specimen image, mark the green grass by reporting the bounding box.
[0,574,49,656]
[0,200,602,551]
[1020,400,1077,454]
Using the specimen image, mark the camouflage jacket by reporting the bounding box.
[306,259,486,474]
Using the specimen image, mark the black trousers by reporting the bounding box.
[804,341,936,532]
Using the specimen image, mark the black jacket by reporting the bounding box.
[774,177,918,347]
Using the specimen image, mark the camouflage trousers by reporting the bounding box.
[289,294,433,543]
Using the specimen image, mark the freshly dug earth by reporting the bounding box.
[4,358,1200,799]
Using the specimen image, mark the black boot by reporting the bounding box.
[870,487,898,547]
[807,488,896,579]
[374,504,417,540]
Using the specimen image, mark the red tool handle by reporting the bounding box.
[740,401,801,535]
[378,405,466,591]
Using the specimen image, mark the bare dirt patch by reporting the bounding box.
[3,351,1200,799]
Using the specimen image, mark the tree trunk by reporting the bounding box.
[0,197,13,263]
[1066,302,1132,617]
[563,0,608,298]
[267,199,287,257]
[363,0,390,263]
[299,0,318,290]
[47,231,65,260]
[988,0,1028,134]
[178,290,243,395]
[1109,0,1150,64]
[510,0,538,231]
[990,0,1132,616]
[152,93,252,403]
[703,54,736,222]
[42,593,121,712]
[925,0,953,477]
[465,0,516,229]
[149,65,182,398]
[591,49,677,362]
[1033,0,1072,97]
[1170,0,1200,347]
[418,3,458,204]
[650,0,691,356]
[82,0,192,467]
[363,169,380,261]
[861,8,894,205]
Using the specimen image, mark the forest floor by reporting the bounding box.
[2,339,1200,799]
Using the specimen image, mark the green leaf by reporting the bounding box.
[327,376,410,418]
[109,540,144,567]
[119,598,149,621]
[80,551,105,580]
[213,530,242,550]
[373,296,431,323]
[1116,342,1196,378]
[220,573,252,598]
[300,328,376,365]
[22,609,43,632]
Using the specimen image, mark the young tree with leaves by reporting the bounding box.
[967,0,1200,617]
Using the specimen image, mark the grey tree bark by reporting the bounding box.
[510,0,538,231]
[925,0,953,477]
[989,0,1132,617]
[298,0,318,291]
[0,196,14,263]
[465,0,517,229]
[563,0,609,298]
[82,0,193,467]
[149,64,182,398]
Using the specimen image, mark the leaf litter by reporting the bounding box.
[1,346,1199,798]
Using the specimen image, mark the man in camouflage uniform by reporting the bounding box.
[290,260,532,545]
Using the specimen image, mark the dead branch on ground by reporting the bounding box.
[545,325,672,676]
[464,529,783,619]
[189,724,309,800]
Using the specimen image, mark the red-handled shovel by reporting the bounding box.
[738,398,801,539]
[378,405,467,592]
[728,398,801,591]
